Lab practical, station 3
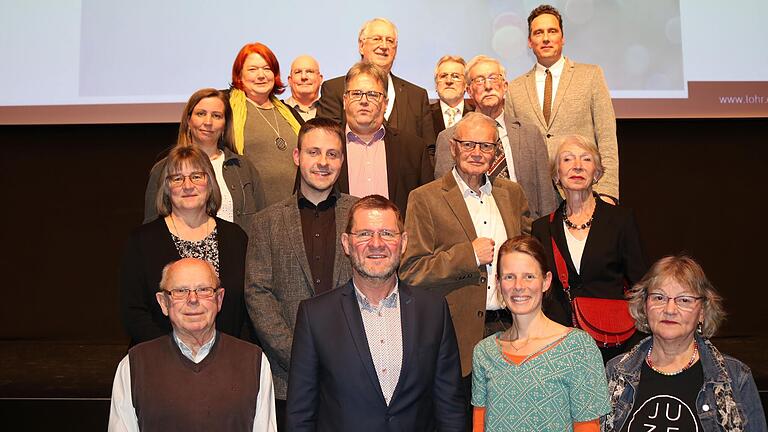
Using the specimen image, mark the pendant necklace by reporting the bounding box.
[255,103,287,150]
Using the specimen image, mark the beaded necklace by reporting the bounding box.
[646,340,698,376]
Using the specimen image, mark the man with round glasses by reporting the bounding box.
[401,112,532,424]
[316,17,435,145]
[109,258,276,431]
[434,55,556,219]
[335,61,432,216]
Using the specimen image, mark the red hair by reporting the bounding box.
[230,42,286,95]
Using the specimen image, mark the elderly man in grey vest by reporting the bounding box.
[108,258,276,431]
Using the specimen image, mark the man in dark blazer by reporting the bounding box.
[336,62,432,217]
[434,55,557,219]
[245,118,356,429]
[429,55,474,137]
[316,18,435,146]
[286,195,465,432]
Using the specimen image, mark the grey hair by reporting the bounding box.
[626,255,725,338]
[465,55,507,83]
[550,134,604,183]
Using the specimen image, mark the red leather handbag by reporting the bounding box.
[549,212,635,347]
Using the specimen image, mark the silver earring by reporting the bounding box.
[696,321,703,335]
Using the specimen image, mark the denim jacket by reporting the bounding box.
[602,334,767,432]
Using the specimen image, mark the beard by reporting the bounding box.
[349,251,400,282]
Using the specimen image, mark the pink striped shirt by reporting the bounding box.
[345,125,389,199]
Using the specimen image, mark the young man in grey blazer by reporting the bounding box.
[244,117,357,430]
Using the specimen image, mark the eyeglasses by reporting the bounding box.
[349,230,401,244]
[470,74,504,87]
[344,90,385,103]
[647,293,704,311]
[452,139,498,154]
[166,172,207,187]
[362,35,397,47]
[163,286,219,300]
[437,72,464,83]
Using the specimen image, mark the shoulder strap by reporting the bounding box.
[549,211,576,326]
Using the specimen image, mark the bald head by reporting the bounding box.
[288,55,323,105]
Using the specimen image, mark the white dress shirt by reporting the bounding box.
[107,332,277,432]
[452,168,507,310]
[210,152,234,223]
[385,74,395,120]
[534,56,566,111]
[494,111,517,182]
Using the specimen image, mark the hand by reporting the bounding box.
[472,237,495,265]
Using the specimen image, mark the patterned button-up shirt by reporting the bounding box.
[354,282,403,405]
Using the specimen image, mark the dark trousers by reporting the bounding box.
[276,398,286,431]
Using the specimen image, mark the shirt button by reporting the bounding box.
[314,233,320,237]
[315,279,320,284]
[702,404,710,412]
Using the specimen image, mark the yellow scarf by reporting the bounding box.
[229,88,301,154]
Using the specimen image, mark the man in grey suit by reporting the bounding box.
[245,117,356,430]
[506,4,620,203]
[434,55,556,219]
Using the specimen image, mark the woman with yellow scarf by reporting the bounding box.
[229,42,304,206]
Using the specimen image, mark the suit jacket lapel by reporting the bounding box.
[281,201,314,293]
[384,127,399,200]
[551,57,575,126]
[332,196,352,285]
[578,196,604,283]
[490,181,520,239]
[388,75,404,130]
[339,282,387,405]
[502,111,523,179]
[389,284,415,404]
[441,172,478,240]
[338,124,351,194]
[524,66,548,130]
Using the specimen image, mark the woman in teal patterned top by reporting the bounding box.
[472,236,610,431]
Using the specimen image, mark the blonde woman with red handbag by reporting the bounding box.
[532,134,647,362]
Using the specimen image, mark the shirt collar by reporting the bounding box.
[535,55,566,77]
[452,166,492,198]
[494,111,506,132]
[346,124,386,146]
[439,99,464,115]
[297,186,340,210]
[353,280,400,312]
[285,95,319,113]
[173,330,217,363]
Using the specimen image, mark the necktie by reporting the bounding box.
[543,68,552,125]
[488,122,509,179]
[446,107,458,128]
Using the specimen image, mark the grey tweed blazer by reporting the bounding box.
[244,193,356,399]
